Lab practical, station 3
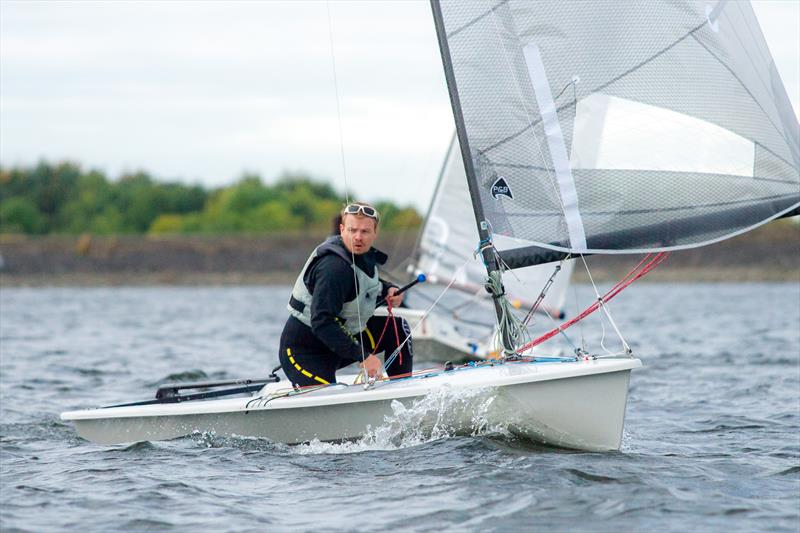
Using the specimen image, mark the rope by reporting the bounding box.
[369,298,403,366]
[381,257,473,372]
[522,260,566,326]
[536,304,580,354]
[485,269,526,356]
[515,252,669,354]
[325,2,367,368]
[580,254,630,354]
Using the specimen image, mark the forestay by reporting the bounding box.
[432,0,799,264]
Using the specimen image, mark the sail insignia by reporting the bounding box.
[490,176,514,200]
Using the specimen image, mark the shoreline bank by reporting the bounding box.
[2,268,797,287]
[1,223,797,286]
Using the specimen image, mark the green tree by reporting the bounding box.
[149,214,185,234]
[114,172,160,232]
[59,171,116,232]
[153,183,207,215]
[241,202,301,232]
[226,174,274,213]
[275,172,340,202]
[0,197,46,234]
[374,201,422,230]
[89,206,124,234]
[0,161,421,235]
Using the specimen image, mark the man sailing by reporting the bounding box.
[279,202,413,387]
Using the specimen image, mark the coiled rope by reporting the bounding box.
[484,269,527,357]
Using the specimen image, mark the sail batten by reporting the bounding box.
[431,0,799,260]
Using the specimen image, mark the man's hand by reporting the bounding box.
[386,286,404,308]
[361,354,383,378]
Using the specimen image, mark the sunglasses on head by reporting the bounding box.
[343,204,379,220]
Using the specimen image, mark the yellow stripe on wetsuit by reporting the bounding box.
[363,328,376,350]
[334,317,376,351]
[286,348,329,385]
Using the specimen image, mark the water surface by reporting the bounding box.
[1,284,798,531]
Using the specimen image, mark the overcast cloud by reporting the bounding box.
[1,1,797,209]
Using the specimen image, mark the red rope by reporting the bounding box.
[370,300,394,356]
[515,252,669,354]
[370,297,404,365]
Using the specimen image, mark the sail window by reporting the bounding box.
[570,93,755,177]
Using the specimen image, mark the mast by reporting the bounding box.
[430,0,514,354]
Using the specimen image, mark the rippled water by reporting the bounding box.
[1,284,798,531]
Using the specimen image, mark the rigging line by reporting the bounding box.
[598,306,611,356]
[326,2,366,366]
[368,299,397,361]
[485,259,528,355]
[521,260,564,326]
[491,241,576,352]
[406,287,496,328]
[481,20,707,156]
[579,254,630,354]
[450,286,490,313]
[516,252,668,353]
[494,250,541,345]
[383,257,472,371]
[535,305,578,353]
[507,252,578,351]
[573,284,586,353]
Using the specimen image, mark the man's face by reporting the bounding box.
[340,214,378,255]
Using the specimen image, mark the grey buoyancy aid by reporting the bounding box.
[287,236,384,335]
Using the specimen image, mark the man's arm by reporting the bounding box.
[307,256,367,363]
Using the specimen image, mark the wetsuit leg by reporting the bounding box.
[365,315,413,377]
[279,317,339,387]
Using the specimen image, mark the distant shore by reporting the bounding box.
[1,222,797,287]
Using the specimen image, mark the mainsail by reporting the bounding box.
[430,0,800,269]
[414,133,574,315]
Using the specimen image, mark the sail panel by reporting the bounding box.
[434,0,800,254]
[416,135,574,313]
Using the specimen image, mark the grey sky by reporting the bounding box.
[1,1,798,210]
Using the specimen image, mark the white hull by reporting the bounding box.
[62,358,640,451]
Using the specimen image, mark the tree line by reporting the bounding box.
[0,161,421,235]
